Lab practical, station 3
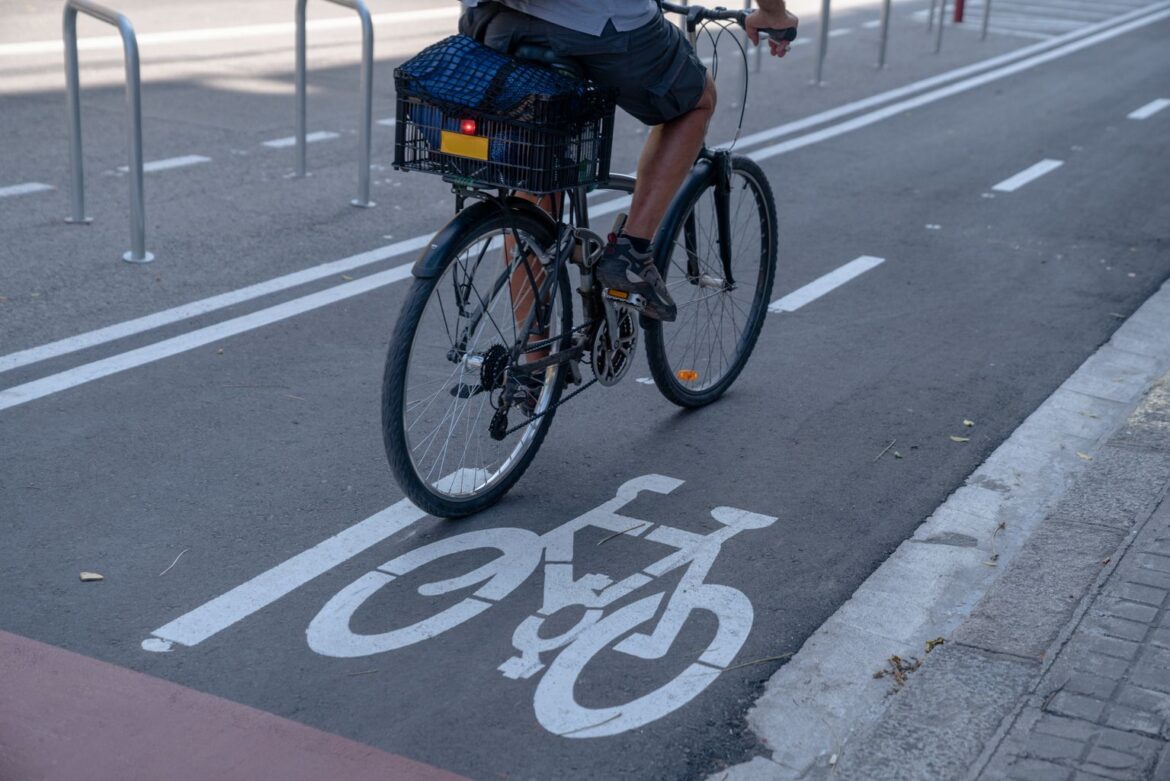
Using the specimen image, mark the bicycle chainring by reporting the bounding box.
[591,307,638,387]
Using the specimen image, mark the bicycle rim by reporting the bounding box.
[645,157,777,407]
[384,211,568,516]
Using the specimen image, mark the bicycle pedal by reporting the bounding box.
[602,288,647,311]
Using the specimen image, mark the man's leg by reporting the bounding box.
[624,74,717,242]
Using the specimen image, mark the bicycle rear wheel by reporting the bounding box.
[644,156,777,407]
[383,203,571,518]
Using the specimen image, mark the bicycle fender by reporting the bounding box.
[411,197,560,279]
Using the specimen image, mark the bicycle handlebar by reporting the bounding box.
[658,2,799,43]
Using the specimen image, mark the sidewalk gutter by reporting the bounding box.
[717,280,1170,780]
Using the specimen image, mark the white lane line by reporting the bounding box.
[991,158,1064,192]
[769,256,886,314]
[117,155,211,174]
[0,236,428,375]
[863,19,884,28]
[749,5,1170,163]
[0,264,413,412]
[0,182,54,199]
[377,118,396,127]
[0,7,461,57]
[1128,97,1170,119]
[2,2,1166,386]
[828,28,854,37]
[262,131,338,149]
[142,496,427,652]
[735,1,1169,153]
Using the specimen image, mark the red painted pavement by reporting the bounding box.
[0,631,470,781]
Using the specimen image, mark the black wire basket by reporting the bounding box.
[393,36,616,194]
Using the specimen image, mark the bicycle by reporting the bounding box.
[385,4,796,517]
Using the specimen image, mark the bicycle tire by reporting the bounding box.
[644,156,778,408]
[383,202,572,518]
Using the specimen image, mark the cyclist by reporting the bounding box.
[459,0,797,322]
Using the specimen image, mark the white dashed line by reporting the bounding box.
[991,158,1064,192]
[769,256,886,314]
[118,155,211,174]
[862,19,884,28]
[0,182,54,199]
[636,378,655,385]
[828,28,854,37]
[1127,98,1170,119]
[262,131,339,149]
[377,118,397,127]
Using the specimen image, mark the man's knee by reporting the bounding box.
[694,74,717,114]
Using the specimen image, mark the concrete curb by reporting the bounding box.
[717,281,1170,780]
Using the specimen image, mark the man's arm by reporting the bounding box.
[746,0,799,56]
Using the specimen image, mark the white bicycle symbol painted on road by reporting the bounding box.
[307,474,777,738]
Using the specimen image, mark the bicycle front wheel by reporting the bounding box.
[382,203,571,518]
[644,156,778,407]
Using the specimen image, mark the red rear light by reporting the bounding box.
[459,119,477,135]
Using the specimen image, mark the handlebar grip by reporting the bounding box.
[758,27,798,42]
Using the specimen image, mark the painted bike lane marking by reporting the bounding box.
[118,155,211,174]
[769,256,886,313]
[1127,97,1170,119]
[0,182,54,199]
[991,158,1064,192]
[144,475,778,739]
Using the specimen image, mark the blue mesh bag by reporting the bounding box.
[393,35,616,194]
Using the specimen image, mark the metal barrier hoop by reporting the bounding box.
[63,0,153,263]
[295,0,376,208]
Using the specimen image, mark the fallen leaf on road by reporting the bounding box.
[342,275,353,281]
[1102,557,1111,566]
[1076,452,1093,461]
[983,554,1000,567]
[950,436,970,443]
[925,637,946,654]
[963,419,975,427]
[79,571,103,582]
[894,451,903,459]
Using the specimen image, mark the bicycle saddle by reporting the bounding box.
[512,45,585,81]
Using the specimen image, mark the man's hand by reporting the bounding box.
[746,8,799,57]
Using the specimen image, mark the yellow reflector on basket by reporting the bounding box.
[440,130,489,160]
[676,370,700,382]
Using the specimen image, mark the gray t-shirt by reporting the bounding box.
[459,0,659,37]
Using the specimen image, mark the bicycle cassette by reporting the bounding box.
[591,303,638,387]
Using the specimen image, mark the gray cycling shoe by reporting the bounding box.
[595,215,677,322]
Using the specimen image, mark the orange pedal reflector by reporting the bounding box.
[607,289,629,300]
[676,370,700,381]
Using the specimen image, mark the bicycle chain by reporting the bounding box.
[502,376,598,436]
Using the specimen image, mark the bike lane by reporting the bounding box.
[2,14,1169,781]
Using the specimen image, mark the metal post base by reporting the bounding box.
[350,198,376,208]
[123,251,155,263]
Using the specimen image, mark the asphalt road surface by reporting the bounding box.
[2,0,1168,778]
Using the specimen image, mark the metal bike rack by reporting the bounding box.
[877,0,893,68]
[981,0,993,39]
[934,0,948,51]
[63,0,153,263]
[295,0,375,208]
[814,0,831,84]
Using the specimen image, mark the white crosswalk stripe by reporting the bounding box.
[915,0,1152,39]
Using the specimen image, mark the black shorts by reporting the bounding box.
[459,3,708,126]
